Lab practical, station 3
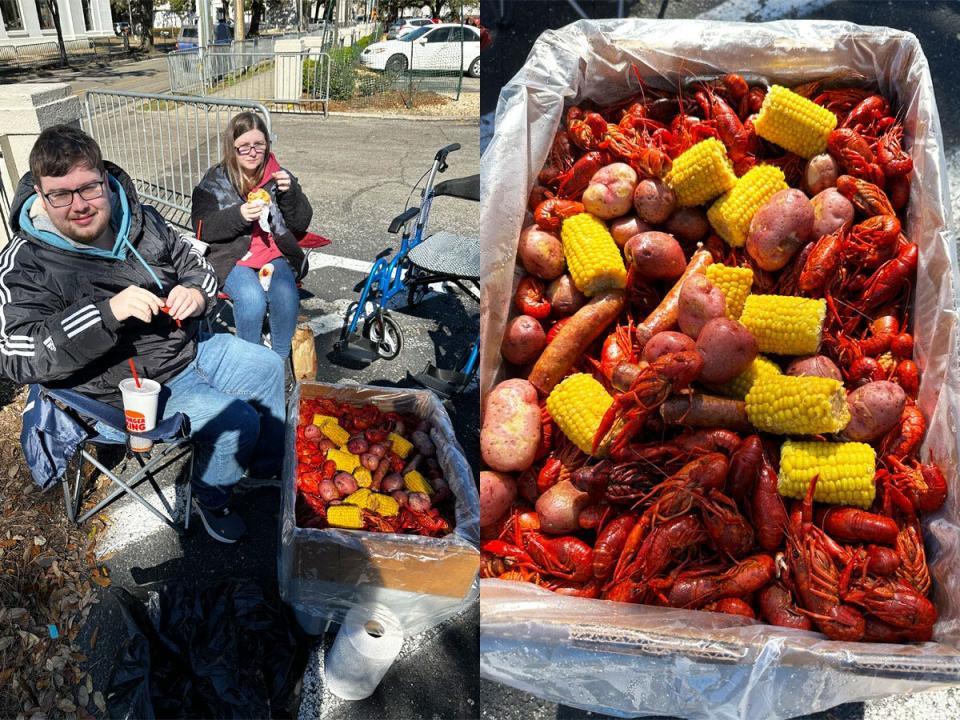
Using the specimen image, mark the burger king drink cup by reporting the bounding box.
[118,378,161,452]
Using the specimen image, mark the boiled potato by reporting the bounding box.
[746,189,815,271]
[696,318,758,384]
[678,274,726,339]
[481,379,541,472]
[811,187,855,239]
[582,163,638,219]
[843,381,907,442]
[480,471,517,528]
[518,225,566,280]
[501,315,546,365]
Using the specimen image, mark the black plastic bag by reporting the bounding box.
[106,579,309,718]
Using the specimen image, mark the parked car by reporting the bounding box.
[361,23,481,78]
[175,24,232,51]
[386,17,432,40]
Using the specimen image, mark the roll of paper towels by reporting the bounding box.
[325,604,404,700]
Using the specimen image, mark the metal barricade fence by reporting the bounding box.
[0,147,12,245]
[168,49,330,116]
[83,90,271,229]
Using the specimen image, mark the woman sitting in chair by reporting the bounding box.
[191,112,312,361]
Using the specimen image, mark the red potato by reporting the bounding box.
[609,215,653,247]
[746,189,815,271]
[633,178,676,224]
[843,381,907,442]
[624,231,686,282]
[696,318,759,384]
[535,479,590,535]
[582,162,638,219]
[786,354,843,381]
[803,153,840,195]
[545,274,587,317]
[303,424,323,441]
[678,274,727,339]
[811,187,855,239]
[480,471,517,527]
[481,379,541,471]
[518,225,566,280]
[501,315,547,365]
[641,331,697,363]
[664,207,710,243]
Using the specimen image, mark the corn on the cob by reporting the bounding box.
[778,440,877,508]
[716,354,781,399]
[389,432,414,459]
[705,264,754,319]
[707,165,788,247]
[312,413,337,428]
[546,373,614,456]
[560,213,627,296]
[745,375,850,435]
[754,85,838,159]
[371,492,400,517]
[353,467,372,488]
[739,294,826,356]
[320,422,350,447]
[327,448,360,473]
[327,504,364,529]
[343,487,374,509]
[663,138,737,207]
[403,470,434,495]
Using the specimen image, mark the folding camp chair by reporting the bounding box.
[22,385,194,531]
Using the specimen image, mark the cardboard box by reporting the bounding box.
[279,381,479,636]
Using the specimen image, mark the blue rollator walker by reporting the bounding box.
[334,143,479,397]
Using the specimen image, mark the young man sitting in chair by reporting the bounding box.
[0,124,285,543]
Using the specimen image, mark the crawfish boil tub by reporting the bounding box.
[279,381,480,636]
[480,19,960,720]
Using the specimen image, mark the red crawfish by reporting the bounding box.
[666,553,776,609]
[758,581,813,631]
[533,198,584,231]
[514,276,551,319]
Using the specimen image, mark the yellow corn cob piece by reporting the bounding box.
[707,165,788,247]
[745,375,851,435]
[739,294,826,356]
[321,422,350,447]
[663,137,737,207]
[546,373,614,456]
[327,504,365,529]
[705,264,754,319]
[754,85,838,159]
[353,467,372,488]
[717,355,781,400]
[327,448,360,473]
[778,440,877,508]
[560,213,627,296]
[344,487,374,509]
[371,492,400,517]
[312,413,337,428]
[403,470,434,495]
[389,432,414,459]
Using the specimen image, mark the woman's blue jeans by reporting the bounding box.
[96,333,285,509]
[223,257,299,360]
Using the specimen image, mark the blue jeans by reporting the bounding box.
[223,258,299,360]
[96,333,285,509]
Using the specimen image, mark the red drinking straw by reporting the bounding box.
[128,358,142,389]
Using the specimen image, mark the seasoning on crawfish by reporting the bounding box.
[482,71,946,644]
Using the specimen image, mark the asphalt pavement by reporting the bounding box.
[480,0,960,718]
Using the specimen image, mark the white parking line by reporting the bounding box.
[697,0,833,20]
[307,251,374,274]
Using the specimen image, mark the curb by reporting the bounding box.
[324,110,480,123]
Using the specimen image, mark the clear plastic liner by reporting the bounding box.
[480,19,960,719]
[279,381,480,637]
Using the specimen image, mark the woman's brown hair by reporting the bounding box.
[221,111,271,197]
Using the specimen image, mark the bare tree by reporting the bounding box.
[46,0,68,66]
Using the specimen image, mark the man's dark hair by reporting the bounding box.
[29,124,105,181]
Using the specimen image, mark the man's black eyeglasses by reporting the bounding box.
[41,179,105,208]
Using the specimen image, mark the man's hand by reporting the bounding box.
[272,170,291,193]
[109,286,163,323]
[240,201,266,223]
[163,285,205,321]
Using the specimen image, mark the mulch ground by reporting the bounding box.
[0,380,113,719]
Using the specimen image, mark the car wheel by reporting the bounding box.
[385,54,408,72]
[467,56,480,78]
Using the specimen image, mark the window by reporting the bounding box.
[425,27,450,43]
[34,0,54,29]
[1,0,23,31]
[80,0,90,30]
[448,27,479,43]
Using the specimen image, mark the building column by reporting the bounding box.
[57,0,77,38]
[20,0,45,38]
[67,0,86,33]
[96,0,114,35]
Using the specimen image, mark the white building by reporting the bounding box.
[0,0,113,46]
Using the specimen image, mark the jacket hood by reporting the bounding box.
[11,160,145,241]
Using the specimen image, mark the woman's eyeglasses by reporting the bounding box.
[235,142,267,156]
[42,179,105,208]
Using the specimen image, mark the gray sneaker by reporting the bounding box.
[194,500,247,543]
